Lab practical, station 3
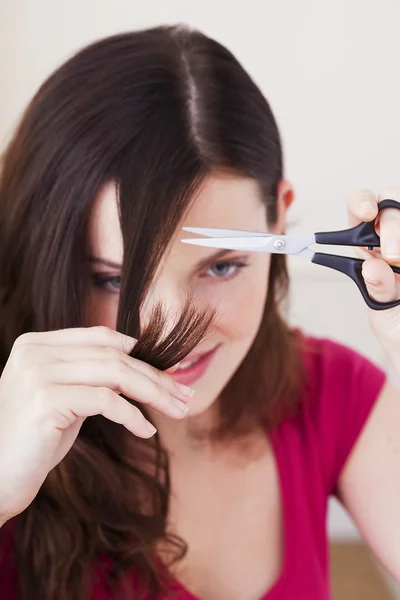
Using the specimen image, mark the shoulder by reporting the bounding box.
[300,332,379,374]
[299,332,386,409]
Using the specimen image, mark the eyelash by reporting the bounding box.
[203,259,250,281]
[92,259,250,293]
[91,274,122,293]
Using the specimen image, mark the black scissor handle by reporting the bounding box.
[315,198,400,248]
[313,198,400,310]
[311,253,400,311]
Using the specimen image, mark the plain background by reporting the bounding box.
[1,0,400,594]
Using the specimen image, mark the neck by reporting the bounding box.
[148,401,220,457]
[147,401,267,468]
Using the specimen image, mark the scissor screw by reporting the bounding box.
[274,239,286,250]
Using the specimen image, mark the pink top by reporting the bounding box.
[0,334,387,599]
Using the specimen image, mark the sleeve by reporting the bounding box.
[309,337,387,496]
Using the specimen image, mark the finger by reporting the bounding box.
[378,185,400,204]
[45,360,190,419]
[378,186,400,265]
[15,326,137,355]
[362,257,400,304]
[52,385,157,438]
[347,188,378,228]
[13,340,193,403]
[28,345,192,402]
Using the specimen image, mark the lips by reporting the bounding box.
[170,346,219,385]
[180,350,212,364]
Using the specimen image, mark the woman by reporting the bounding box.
[0,23,399,600]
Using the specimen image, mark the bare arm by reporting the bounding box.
[337,379,400,581]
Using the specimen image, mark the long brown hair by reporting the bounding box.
[0,25,306,600]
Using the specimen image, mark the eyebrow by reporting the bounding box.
[191,248,239,270]
[88,257,122,269]
[88,248,240,271]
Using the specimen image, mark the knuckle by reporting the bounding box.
[98,386,115,409]
[14,332,36,347]
[153,379,171,403]
[112,357,129,375]
[129,404,142,419]
[92,325,118,345]
[104,346,121,361]
[10,343,35,367]
[91,325,136,354]
[155,368,172,389]
[121,336,137,354]
[138,375,163,403]
[145,375,160,395]
[128,404,147,429]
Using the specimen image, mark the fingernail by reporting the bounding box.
[145,422,157,435]
[175,382,195,398]
[172,397,190,414]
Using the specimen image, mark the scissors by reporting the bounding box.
[181,198,400,311]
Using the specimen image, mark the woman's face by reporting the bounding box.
[86,173,293,418]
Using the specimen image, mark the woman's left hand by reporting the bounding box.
[348,185,400,367]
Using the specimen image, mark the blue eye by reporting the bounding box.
[92,259,250,293]
[205,260,250,280]
[92,274,121,293]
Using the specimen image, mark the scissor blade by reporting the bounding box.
[181,233,316,255]
[182,226,272,238]
[181,236,283,252]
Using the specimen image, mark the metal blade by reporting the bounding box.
[181,234,316,255]
[181,236,275,251]
[182,226,272,238]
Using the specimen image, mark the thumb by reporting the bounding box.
[361,257,398,304]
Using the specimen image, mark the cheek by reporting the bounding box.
[209,260,270,340]
[84,290,119,329]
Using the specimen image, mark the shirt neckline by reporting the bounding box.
[167,425,296,600]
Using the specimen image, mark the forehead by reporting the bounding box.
[87,173,266,264]
[184,172,264,227]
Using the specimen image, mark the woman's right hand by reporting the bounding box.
[0,326,193,525]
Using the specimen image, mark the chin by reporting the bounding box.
[186,394,217,418]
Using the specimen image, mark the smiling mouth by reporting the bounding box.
[176,348,216,370]
[170,346,219,385]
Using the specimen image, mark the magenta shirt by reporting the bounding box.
[0,335,387,599]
